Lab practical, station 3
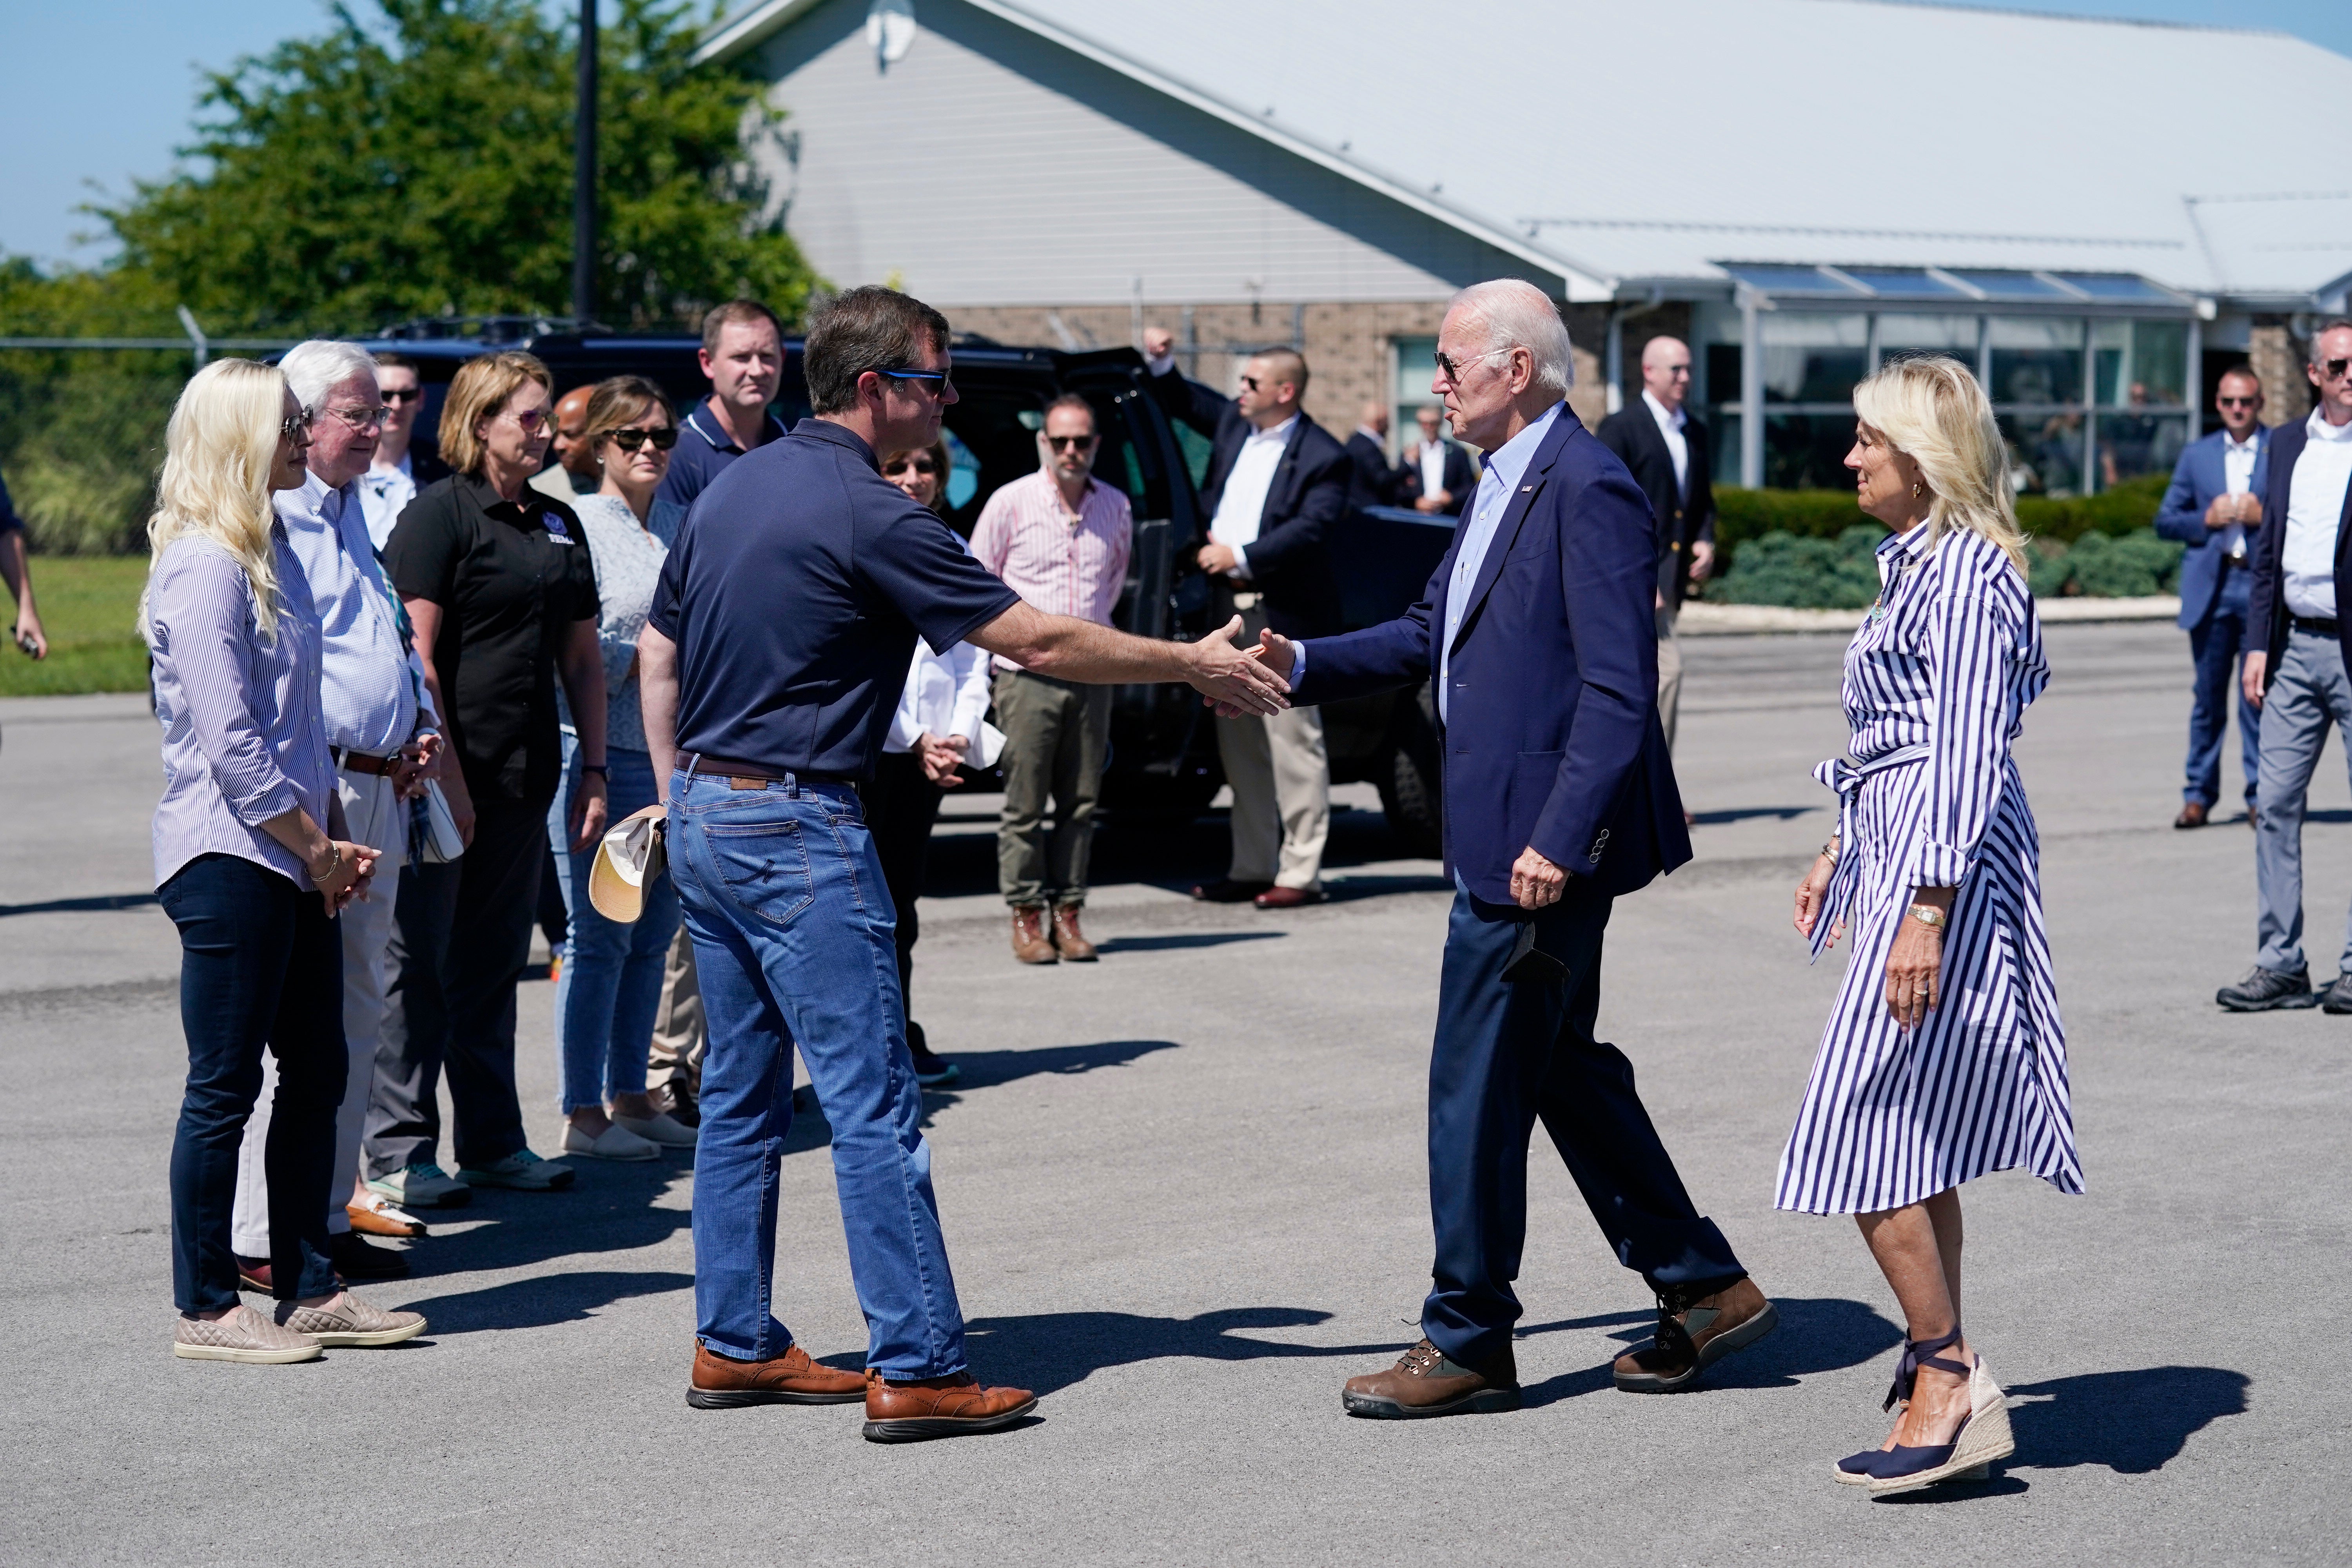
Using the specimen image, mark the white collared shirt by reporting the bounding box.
[2220,427,2260,559]
[1418,438,1449,500]
[1437,402,1564,723]
[358,452,417,551]
[2283,409,2352,621]
[1211,413,1297,579]
[1644,389,1690,500]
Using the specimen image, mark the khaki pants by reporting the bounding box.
[1216,601,1328,888]
[1656,601,1683,752]
[232,766,405,1250]
[994,668,1111,908]
[646,923,704,1098]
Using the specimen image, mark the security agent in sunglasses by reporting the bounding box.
[2223,319,2352,1014]
[638,286,1287,1439]
[2153,367,2269,832]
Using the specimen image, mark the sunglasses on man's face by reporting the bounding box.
[2218,395,2258,409]
[874,367,956,399]
[1433,346,1510,386]
[607,426,678,453]
[883,458,940,476]
[2322,358,2352,383]
[1046,434,1098,451]
[380,387,423,405]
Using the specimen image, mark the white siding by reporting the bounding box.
[746,0,1545,307]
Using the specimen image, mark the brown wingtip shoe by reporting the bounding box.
[1342,1338,1521,1419]
[1613,1276,1778,1393]
[688,1341,867,1408]
[1010,906,1058,965]
[1051,905,1098,960]
[862,1367,1038,1442]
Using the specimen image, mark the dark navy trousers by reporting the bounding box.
[2186,582,2260,809]
[1423,878,1743,1372]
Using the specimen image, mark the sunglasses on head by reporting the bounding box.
[606,426,678,452]
[1046,433,1097,450]
[883,457,940,475]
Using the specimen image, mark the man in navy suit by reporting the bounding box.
[1143,329,1350,908]
[2222,321,2352,1013]
[1344,402,1401,510]
[1232,281,1773,1417]
[1398,403,1476,516]
[2155,367,2270,829]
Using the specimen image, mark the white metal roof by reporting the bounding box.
[704,0,2352,305]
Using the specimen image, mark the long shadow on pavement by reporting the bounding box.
[784,1039,1186,1151]
[403,1158,695,1276]
[398,1268,695,1333]
[2004,1365,2250,1473]
[1515,1296,1902,1408]
[926,1306,1397,1397]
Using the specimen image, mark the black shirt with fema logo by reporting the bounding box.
[384,472,599,806]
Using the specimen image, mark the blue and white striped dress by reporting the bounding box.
[1775,523,2083,1216]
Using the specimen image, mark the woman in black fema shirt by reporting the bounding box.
[370,351,607,1201]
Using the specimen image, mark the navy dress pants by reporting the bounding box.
[160,853,345,1314]
[1423,878,1744,1372]
[2185,588,2260,809]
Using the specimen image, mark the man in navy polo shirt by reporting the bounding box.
[655,299,788,526]
[639,285,1287,1442]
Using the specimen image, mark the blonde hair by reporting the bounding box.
[1850,355,2029,574]
[438,350,552,475]
[143,358,293,641]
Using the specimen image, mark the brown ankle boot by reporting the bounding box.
[1010,906,1058,965]
[1612,1276,1779,1393]
[1050,906,1098,961]
[1342,1338,1520,1419]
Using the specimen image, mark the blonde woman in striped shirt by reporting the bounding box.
[1786,356,2082,1495]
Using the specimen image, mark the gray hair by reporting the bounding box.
[1448,279,1574,398]
[279,339,383,416]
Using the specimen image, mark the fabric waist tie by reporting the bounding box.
[1807,743,1931,964]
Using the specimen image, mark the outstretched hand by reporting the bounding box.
[1187,615,1289,717]
[1203,627,1297,719]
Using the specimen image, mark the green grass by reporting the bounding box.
[0,555,151,697]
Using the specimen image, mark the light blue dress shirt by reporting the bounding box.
[276,471,435,757]
[1437,402,1561,722]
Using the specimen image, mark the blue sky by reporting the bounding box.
[3,0,2349,270]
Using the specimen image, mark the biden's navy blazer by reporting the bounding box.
[1292,407,1691,902]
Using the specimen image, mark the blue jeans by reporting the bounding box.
[2185,586,2260,807]
[547,739,681,1111]
[159,853,345,1312]
[667,765,966,1375]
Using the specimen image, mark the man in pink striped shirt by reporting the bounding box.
[969,394,1134,964]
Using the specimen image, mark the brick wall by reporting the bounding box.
[946,297,1609,448]
[2249,322,2311,425]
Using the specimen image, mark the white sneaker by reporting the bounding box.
[174,1304,321,1364]
[559,1121,661,1161]
[610,1110,697,1147]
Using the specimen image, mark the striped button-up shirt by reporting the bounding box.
[145,528,338,891]
[969,469,1132,673]
[277,471,435,758]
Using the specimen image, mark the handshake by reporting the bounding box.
[1185,615,1297,719]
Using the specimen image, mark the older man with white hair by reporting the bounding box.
[1240,279,1773,1419]
[229,339,446,1288]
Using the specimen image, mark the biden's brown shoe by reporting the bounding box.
[686,1341,867,1408]
[862,1367,1038,1442]
[1342,1338,1520,1419]
[1613,1276,1778,1393]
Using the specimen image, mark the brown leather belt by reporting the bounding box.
[679,752,857,792]
[334,748,397,777]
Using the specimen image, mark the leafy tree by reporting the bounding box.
[100,0,816,333]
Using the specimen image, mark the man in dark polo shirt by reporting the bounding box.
[640,285,1288,1441]
[653,299,788,528]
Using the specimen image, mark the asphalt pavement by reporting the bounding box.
[3,621,2347,1565]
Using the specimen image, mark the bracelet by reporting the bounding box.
[1907,903,1947,930]
[315,842,343,884]
[1819,840,1840,863]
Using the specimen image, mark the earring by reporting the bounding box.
[1911,480,1926,500]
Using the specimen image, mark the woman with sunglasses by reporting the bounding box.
[544,376,695,1158]
[869,441,990,1086]
[145,359,422,1361]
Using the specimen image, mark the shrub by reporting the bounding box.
[1713,526,1885,609]
[2056,529,2183,598]
[1712,472,2169,577]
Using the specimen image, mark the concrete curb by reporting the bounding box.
[1679,595,2180,636]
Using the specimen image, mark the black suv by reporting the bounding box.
[359,320,1453,854]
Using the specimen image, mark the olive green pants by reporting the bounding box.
[994,668,1111,909]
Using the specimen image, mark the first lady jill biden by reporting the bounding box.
[1786,356,2082,1496]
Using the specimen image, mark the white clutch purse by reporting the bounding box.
[410,781,466,864]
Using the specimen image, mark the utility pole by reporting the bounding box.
[573,0,597,327]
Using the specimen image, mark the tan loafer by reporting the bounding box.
[687,1341,867,1408]
[174,1305,321,1365]
[862,1367,1038,1442]
[274,1290,427,1348]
